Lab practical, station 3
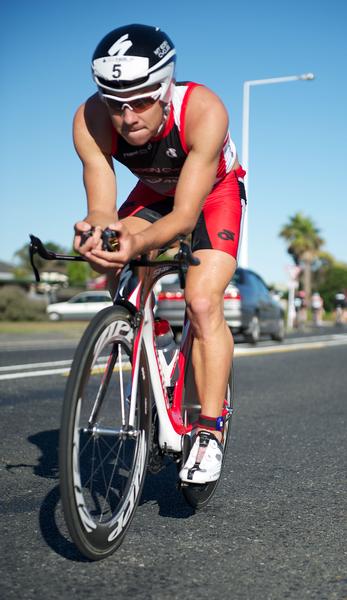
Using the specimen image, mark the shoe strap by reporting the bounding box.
[196,430,224,452]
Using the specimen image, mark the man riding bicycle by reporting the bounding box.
[334,291,346,325]
[73,24,246,485]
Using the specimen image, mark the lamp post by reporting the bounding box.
[238,73,314,267]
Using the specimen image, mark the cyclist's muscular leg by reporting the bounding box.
[185,249,237,438]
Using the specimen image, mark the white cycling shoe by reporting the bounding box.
[179,431,223,484]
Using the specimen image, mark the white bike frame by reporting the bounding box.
[124,262,194,453]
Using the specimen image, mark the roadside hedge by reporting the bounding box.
[0,286,47,321]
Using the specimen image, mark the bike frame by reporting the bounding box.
[120,259,193,453]
[29,234,197,454]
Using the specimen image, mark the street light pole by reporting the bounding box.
[238,73,314,268]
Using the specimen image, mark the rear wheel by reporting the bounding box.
[181,366,234,510]
[245,314,260,344]
[59,306,151,560]
[271,316,285,342]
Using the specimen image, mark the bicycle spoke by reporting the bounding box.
[73,335,141,521]
[88,347,118,425]
[81,437,121,488]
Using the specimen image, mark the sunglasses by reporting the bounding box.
[101,90,160,114]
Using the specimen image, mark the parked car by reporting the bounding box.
[155,268,285,343]
[233,268,285,342]
[46,291,112,321]
[155,274,242,331]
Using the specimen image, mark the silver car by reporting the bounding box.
[155,274,242,331]
[155,268,285,343]
[47,291,112,321]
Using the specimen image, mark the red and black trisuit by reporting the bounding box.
[115,82,246,259]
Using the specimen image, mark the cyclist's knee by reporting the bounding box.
[186,293,223,334]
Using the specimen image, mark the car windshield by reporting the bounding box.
[232,269,244,285]
[69,294,110,304]
[69,296,86,303]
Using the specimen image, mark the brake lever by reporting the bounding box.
[175,238,200,266]
[29,234,86,283]
[174,238,200,289]
[30,234,59,260]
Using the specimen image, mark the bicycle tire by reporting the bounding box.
[181,367,234,510]
[59,305,151,560]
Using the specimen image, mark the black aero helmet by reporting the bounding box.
[92,24,176,103]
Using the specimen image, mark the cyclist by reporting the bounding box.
[311,291,324,326]
[73,24,246,485]
[334,291,346,325]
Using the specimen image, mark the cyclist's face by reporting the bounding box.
[102,85,165,146]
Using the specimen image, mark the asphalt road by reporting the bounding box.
[0,333,346,599]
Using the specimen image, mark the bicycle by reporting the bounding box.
[29,231,234,561]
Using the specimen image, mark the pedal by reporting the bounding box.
[177,480,189,490]
[147,451,165,474]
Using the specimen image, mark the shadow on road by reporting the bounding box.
[28,430,59,479]
[26,429,194,560]
[140,462,195,519]
[27,429,89,562]
[39,484,90,562]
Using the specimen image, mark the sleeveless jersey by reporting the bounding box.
[112,82,236,196]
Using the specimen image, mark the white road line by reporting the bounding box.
[0,359,72,372]
[0,359,131,381]
[0,367,73,380]
[1,335,347,381]
[234,336,347,357]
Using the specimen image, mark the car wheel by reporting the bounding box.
[48,312,61,321]
[245,315,260,344]
[271,317,285,342]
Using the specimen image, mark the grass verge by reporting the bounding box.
[0,321,88,336]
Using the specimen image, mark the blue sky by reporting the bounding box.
[2,0,346,285]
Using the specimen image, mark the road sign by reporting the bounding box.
[286,265,301,280]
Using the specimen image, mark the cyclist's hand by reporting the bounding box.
[74,221,103,255]
[88,221,138,269]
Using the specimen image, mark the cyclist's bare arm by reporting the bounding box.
[90,86,232,269]
[73,95,118,253]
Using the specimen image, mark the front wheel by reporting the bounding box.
[48,311,61,321]
[59,306,151,560]
[181,367,234,510]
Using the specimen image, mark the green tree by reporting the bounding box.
[311,250,335,290]
[279,213,324,300]
[67,260,93,287]
[318,262,347,312]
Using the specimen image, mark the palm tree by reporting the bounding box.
[279,213,324,301]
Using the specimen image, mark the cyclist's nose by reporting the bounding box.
[122,106,138,124]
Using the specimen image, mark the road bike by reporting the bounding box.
[29,232,234,561]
